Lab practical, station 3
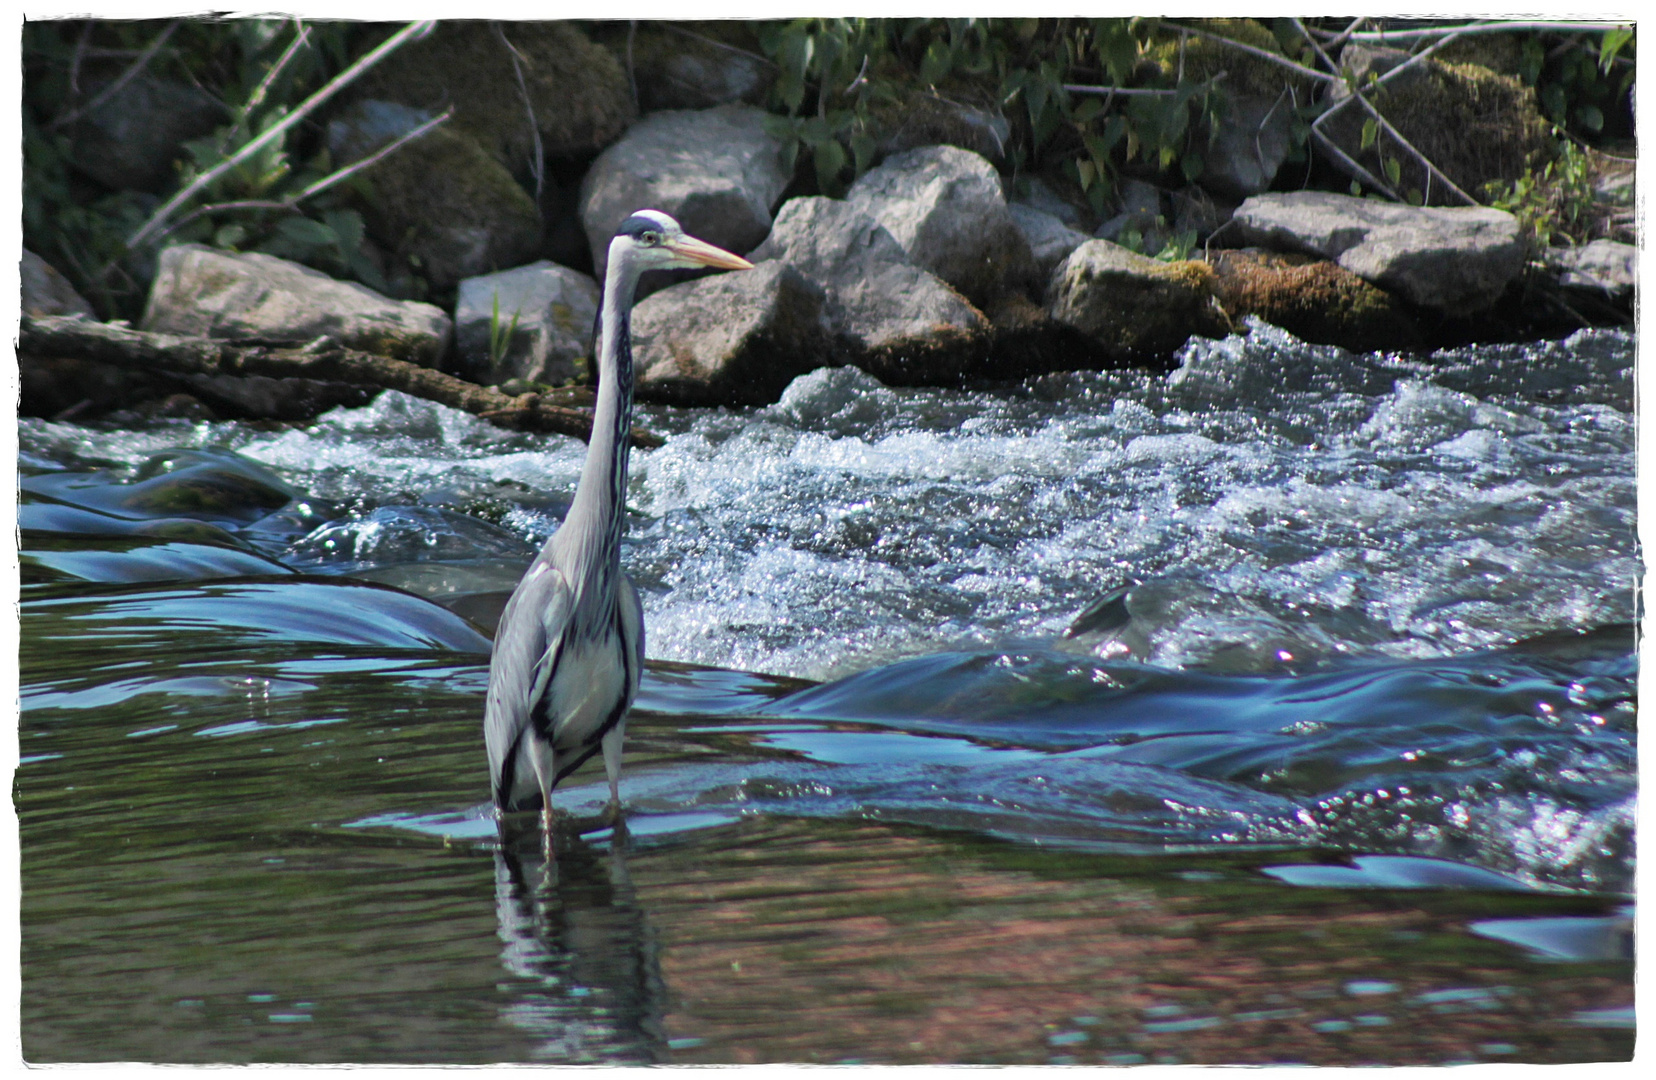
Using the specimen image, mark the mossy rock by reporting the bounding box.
[1328,48,1554,205]
[1047,240,1232,361]
[1151,18,1317,100]
[352,21,634,171]
[360,125,543,293]
[1208,249,1424,352]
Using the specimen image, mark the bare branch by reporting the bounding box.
[221,20,312,155]
[1065,75,1227,97]
[126,19,438,252]
[1347,20,1630,43]
[48,21,181,131]
[19,315,665,449]
[1294,18,1479,206]
[1156,20,1335,84]
[1311,127,1402,201]
[495,23,545,204]
[149,108,453,246]
[660,22,778,68]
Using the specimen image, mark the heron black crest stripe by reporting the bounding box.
[615,214,663,239]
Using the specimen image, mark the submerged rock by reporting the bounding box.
[751,195,991,385]
[454,261,600,386]
[1230,191,1524,313]
[845,144,1036,306]
[142,244,452,366]
[1046,240,1231,361]
[632,261,832,406]
[579,104,790,280]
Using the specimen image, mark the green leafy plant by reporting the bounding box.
[1482,137,1597,249]
[487,292,524,371]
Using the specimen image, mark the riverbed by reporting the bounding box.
[17,321,1636,1063]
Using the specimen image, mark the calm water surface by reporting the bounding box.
[17,323,1635,1063]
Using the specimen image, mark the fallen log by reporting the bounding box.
[18,314,663,449]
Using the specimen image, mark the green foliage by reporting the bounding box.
[487,292,524,372]
[21,18,389,318]
[751,17,1238,210]
[1482,138,1597,249]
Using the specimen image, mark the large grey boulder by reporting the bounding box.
[351,21,633,170]
[327,100,542,293]
[632,261,832,406]
[1549,240,1637,301]
[844,145,1035,306]
[1047,240,1231,361]
[455,261,600,386]
[750,196,991,384]
[67,73,223,192]
[22,249,96,319]
[1009,204,1091,283]
[1199,94,1294,199]
[579,104,791,279]
[1230,192,1525,313]
[611,24,774,112]
[141,244,451,366]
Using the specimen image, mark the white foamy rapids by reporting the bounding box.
[23,327,1631,682]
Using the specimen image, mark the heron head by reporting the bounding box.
[610,210,754,273]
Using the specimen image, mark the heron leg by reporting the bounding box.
[601,722,627,827]
[530,738,557,863]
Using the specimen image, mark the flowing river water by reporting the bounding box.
[17,322,1636,1063]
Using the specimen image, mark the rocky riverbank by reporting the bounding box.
[20,18,1636,426]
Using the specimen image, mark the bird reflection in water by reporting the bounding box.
[493,825,668,1063]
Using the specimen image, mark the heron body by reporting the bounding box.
[485,210,752,847]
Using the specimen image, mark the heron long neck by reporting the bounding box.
[561,252,641,609]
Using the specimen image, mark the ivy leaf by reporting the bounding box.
[1574,103,1604,132]
[1360,117,1379,152]
[1071,97,1104,125]
[1383,155,1402,187]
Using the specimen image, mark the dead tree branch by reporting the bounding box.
[19,315,663,449]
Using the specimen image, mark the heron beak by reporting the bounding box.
[666,234,754,271]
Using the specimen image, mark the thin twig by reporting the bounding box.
[125,19,437,252]
[48,20,181,131]
[56,21,95,122]
[149,108,454,245]
[219,20,312,156]
[626,20,639,114]
[1348,20,1629,43]
[1157,20,1335,84]
[1324,17,1369,54]
[660,22,778,68]
[1294,18,1478,206]
[495,23,545,203]
[1065,75,1227,97]
[1311,127,1402,200]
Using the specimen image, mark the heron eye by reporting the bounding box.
[641,231,661,246]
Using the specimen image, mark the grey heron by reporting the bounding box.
[485,209,752,853]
